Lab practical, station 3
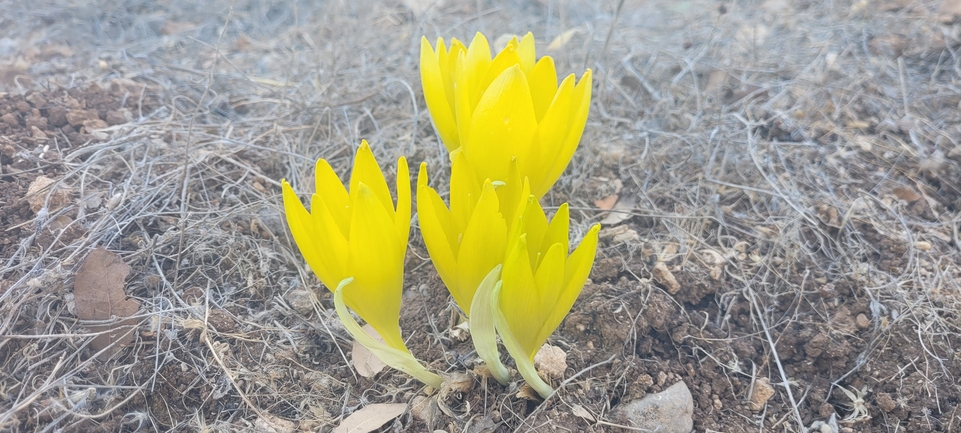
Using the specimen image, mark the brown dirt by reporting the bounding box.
[0,82,158,261]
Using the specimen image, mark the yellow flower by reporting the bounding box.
[489,199,601,398]
[416,154,511,314]
[420,32,593,198]
[282,140,442,388]
[417,154,532,385]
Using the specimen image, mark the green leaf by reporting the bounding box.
[469,265,510,385]
[333,278,444,389]
[492,285,553,399]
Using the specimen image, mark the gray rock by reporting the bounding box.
[610,381,694,433]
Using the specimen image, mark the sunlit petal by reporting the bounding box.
[465,65,537,185]
[417,164,458,298]
[543,70,593,191]
[314,158,350,236]
[499,234,541,358]
[283,181,344,287]
[454,180,507,312]
[528,56,558,122]
[420,37,459,151]
[346,182,405,350]
[525,74,575,197]
[394,157,411,243]
[349,141,393,213]
[533,224,600,353]
[516,32,536,76]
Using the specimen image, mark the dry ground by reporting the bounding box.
[2,0,961,431]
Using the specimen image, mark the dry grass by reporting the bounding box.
[1,0,960,431]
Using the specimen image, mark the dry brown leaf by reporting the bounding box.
[571,404,596,422]
[941,0,961,16]
[402,0,445,16]
[748,377,775,411]
[651,262,681,294]
[351,324,387,378]
[74,248,140,359]
[600,195,636,225]
[26,175,71,213]
[333,403,407,433]
[547,29,581,50]
[594,194,618,210]
[892,186,921,202]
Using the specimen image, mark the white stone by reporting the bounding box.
[610,381,693,433]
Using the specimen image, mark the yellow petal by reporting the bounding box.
[449,151,480,231]
[454,180,507,313]
[453,52,473,151]
[499,234,541,358]
[421,37,460,152]
[539,203,570,265]
[464,32,493,111]
[533,224,600,352]
[349,141,394,215]
[492,283,554,398]
[480,45,522,97]
[517,194,548,266]
[314,158,350,237]
[308,192,350,279]
[529,242,567,352]
[282,180,348,288]
[543,69,592,192]
[416,164,458,299]
[395,156,411,244]
[346,182,406,350]
[465,65,538,185]
[525,74,575,197]
[516,32,536,76]
[529,56,558,122]
[494,158,526,225]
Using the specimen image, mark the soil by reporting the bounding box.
[0,82,158,261]
[2,0,961,432]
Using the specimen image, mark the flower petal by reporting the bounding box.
[282,180,348,288]
[454,180,507,313]
[465,65,538,185]
[480,45,522,97]
[346,182,406,350]
[492,284,554,399]
[533,223,600,354]
[417,163,458,301]
[517,194,548,266]
[394,156,411,244]
[499,234,541,358]
[516,32,536,76]
[543,69,592,192]
[541,203,569,257]
[421,37,460,152]
[349,141,394,215]
[463,32,493,111]
[529,242,567,350]
[526,74,574,198]
[449,151,480,232]
[314,158,350,237]
[529,56,558,122]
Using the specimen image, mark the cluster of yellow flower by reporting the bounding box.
[282,32,598,399]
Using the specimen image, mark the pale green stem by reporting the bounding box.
[491,286,553,399]
[333,278,444,389]
[469,265,511,385]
